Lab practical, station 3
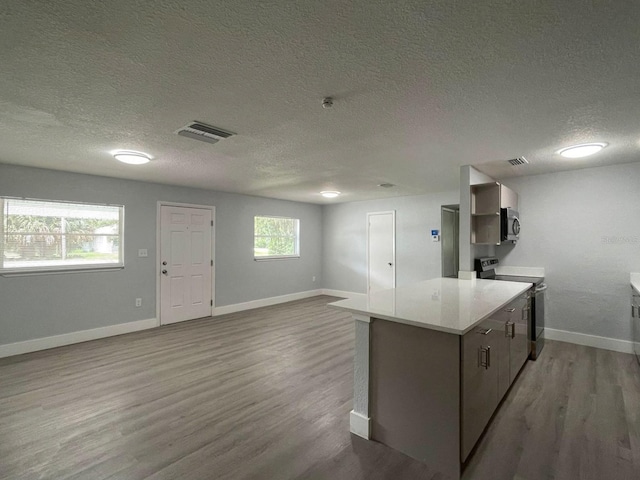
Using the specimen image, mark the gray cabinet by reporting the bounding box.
[461,320,499,461]
[632,289,640,363]
[461,294,529,462]
[496,293,530,398]
[505,294,530,384]
[470,182,519,245]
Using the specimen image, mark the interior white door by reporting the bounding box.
[368,211,395,294]
[441,207,459,278]
[160,205,212,325]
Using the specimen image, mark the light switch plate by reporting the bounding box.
[138,249,148,257]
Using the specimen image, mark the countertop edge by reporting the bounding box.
[329,281,532,336]
[327,304,468,335]
[459,283,531,334]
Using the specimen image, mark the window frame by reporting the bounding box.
[253,215,300,261]
[0,196,125,276]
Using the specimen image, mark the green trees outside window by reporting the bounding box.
[254,216,299,258]
[1,197,123,272]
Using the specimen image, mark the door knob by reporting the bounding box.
[162,270,168,275]
[388,262,393,266]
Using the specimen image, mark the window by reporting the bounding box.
[1,197,124,274]
[254,216,299,259]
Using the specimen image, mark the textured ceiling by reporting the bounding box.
[1,1,639,203]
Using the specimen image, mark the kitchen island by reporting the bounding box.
[329,277,532,480]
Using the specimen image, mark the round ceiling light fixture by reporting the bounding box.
[321,191,340,198]
[557,142,607,158]
[113,150,152,165]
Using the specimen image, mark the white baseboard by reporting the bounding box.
[0,318,158,359]
[213,289,324,316]
[350,410,371,439]
[0,289,360,359]
[321,289,367,300]
[545,328,634,355]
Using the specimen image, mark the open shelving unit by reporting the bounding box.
[471,182,501,245]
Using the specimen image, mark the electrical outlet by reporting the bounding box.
[312,276,316,282]
[135,298,142,307]
[138,249,148,257]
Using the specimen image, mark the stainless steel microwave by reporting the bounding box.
[501,208,520,243]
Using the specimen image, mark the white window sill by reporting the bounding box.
[254,256,300,262]
[1,265,124,277]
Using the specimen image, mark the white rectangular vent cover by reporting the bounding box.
[507,157,529,166]
[176,122,235,144]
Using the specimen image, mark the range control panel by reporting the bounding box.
[477,257,499,271]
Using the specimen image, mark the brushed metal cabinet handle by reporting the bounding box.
[478,346,491,369]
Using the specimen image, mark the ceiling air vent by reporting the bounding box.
[176,122,235,145]
[507,157,529,166]
[378,183,396,188]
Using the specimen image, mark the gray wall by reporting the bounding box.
[0,164,322,345]
[322,191,459,293]
[496,162,640,341]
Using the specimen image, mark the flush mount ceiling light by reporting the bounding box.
[112,150,152,165]
[557,143,607,158]
[321,191,340,198]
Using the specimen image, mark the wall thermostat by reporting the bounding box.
[431,229,440,242]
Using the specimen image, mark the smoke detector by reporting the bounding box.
[322,97,333,109]
[507,157,529,166]
[176,121,235,144]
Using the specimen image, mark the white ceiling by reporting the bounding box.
[1,1,639,203]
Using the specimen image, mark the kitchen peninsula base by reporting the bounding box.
[372,318,461,478]
[330,278,531,480]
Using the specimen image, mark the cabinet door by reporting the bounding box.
[633,294,640,360]
[496,319,511,401]
[461,322,498,461]
[509,294,530,384]
[500,184,518,210]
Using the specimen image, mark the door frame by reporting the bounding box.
[156,201,216,326]
[440,205,460,278]
[366,210,396,294]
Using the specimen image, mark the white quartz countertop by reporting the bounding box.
[631,273,640,294]
[328,278,532,335]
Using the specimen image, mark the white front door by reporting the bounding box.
[367,211,396,294]
[160,205,213,325]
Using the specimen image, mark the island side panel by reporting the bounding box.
[371,318,461,479]
[350,314,371,438]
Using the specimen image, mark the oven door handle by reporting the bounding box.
[535,284,547,293]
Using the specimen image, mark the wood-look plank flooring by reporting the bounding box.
[1,295,639,479]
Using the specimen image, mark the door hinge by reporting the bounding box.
[210,259,213,266]
[210,300,213,306]
[211,220,214,226]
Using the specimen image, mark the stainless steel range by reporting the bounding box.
[475,257,546,360]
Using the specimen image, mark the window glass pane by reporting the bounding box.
[1,197,123,272]
[254,216,299,258]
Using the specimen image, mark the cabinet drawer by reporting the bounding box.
[461,321,499,461]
